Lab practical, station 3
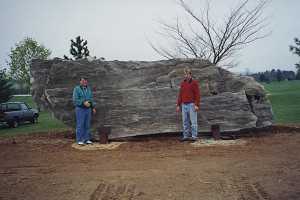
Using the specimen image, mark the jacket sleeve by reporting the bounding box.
[177,83,183,106]
[193,81,200,107]
[72,87,83,107]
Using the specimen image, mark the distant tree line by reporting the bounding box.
[251,69,300,83]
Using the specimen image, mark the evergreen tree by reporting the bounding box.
[290,37,300,79]
[0,69,13,103]
[64,36,90,60]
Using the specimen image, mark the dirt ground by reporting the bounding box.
[0,127,300,200]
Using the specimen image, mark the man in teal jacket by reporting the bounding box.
[72,77,96,145]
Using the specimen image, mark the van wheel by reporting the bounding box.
[31,115,38,124]
[9,120,19,128]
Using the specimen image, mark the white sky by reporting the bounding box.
[0,0,299,73]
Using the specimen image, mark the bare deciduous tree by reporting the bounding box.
[150,0,270,67]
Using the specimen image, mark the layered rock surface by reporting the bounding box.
[31,58,273,138]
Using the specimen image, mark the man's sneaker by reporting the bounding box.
[77,141,84,145]
[86,140,93,144]
[190,137,198,142]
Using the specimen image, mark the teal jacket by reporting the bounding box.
[72,85,95,108]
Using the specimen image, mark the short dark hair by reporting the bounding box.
[80,77,87,81]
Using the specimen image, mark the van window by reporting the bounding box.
[0,104,6,112]
[21,103,29,110]
[7,103,21,111]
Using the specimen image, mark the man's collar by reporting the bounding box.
[184,78,193,83]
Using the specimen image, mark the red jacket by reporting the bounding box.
[177,79,200,107]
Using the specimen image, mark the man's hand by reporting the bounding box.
[83,101,91,108]
[194,105,199,111]
[92,108,96,114]
[176,106,180,112]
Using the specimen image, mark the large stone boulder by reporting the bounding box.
[30,58,273,138]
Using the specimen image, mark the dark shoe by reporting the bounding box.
[190,137,198,142]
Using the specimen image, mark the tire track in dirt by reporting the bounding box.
[90,182,142,200]
[233,177,271,200]
[253,182,271,200]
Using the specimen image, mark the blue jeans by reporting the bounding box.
[181,103,198,139]
[75,107,91,142]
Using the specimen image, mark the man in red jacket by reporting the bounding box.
[176,67,200,141]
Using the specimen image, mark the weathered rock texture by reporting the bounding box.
[31,58,273,138]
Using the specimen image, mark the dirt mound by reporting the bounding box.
[191,138,247,147]
[71,142,126,150]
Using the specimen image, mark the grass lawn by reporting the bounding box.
[0,96,69,137]
[263,80,300,124]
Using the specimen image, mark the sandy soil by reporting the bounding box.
[0,129,300,200]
